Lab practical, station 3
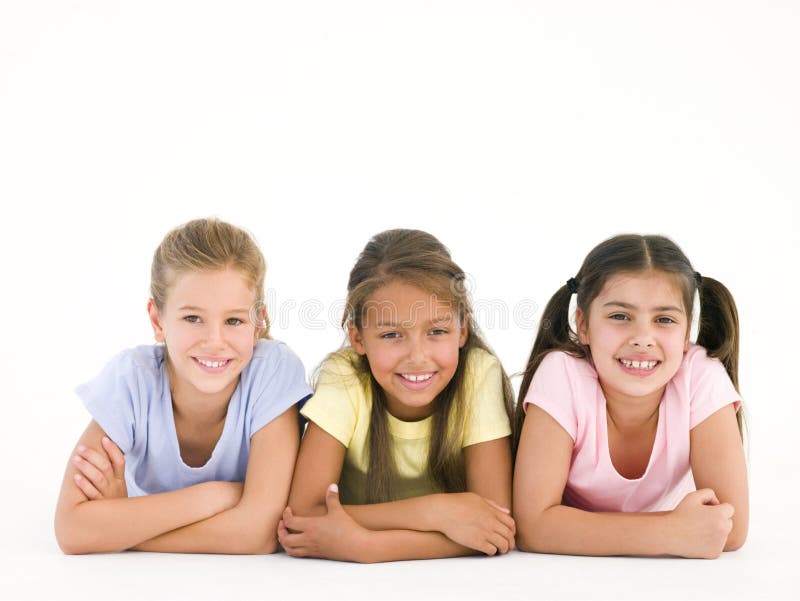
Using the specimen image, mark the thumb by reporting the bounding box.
[325,483,342,512]
[695,488,720,506]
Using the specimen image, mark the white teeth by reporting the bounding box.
[401,373,433,382]
[620,359,657,370]
[198,359,227,368]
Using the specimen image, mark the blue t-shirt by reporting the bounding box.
[76,339,312,497]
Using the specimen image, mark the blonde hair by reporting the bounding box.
[339,229,514,503]
[150,218,270,338]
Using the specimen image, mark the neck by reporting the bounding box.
[601,385,663,432]
[166,359,234,426]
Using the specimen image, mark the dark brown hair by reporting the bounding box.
[340,229,515,503]
[514,234,742,447]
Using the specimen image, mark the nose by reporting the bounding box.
[406,334,429,364]
[629,324,655,349]
[204,321,226,348]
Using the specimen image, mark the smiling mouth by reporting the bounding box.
[617,358,660,371]
[399,373,434,383]
[193,357,232,370]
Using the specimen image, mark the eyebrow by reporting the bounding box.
[178,306,250,314]
[602,301,684,313]
[374,316,457,328]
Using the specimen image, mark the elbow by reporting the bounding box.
[54,522,92,555]
[725,529,748,552]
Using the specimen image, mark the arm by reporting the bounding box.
[134,405,300,554]
[690,403,748,551]
[54,420,239,554]
[513,405,733,558]
[281,422,513,561]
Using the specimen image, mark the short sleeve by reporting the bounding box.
[462,350,512,447]
[687,346,742,429]
[75,350,141,453]
[522,351,579,441]
[300,354,362,448]
[247,341,313,436]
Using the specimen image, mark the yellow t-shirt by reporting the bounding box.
[300,347,512,505]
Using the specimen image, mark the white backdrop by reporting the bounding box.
[1,2,798,600]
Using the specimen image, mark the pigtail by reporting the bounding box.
[513,284,585,451]
[695,275,744,438]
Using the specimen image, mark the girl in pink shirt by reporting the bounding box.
[513,234,747,558]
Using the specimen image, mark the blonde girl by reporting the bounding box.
[55,218,311,554]
[513,234,748,558]
[278,229,516,562]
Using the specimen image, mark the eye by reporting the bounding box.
[430,328,448,336]
[183,315,201,324]
[656,316,677,324]
[226,317,244,326]
[609,313,629,321]
[380,332,400,340]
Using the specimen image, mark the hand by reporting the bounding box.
[72,437,127,500]
[434,492,516,555]
[667,489,734,559]
[278,484,368,562]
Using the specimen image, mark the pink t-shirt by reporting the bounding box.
[523,344,741,512]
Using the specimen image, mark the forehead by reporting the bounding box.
[594,271,685,308]
[166,268,256,305]
[363,281,458,324]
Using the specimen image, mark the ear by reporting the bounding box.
[348,324,366,355]
[147,299,166,343]
[575,307,589,345]
[254,303,268,342]
[458,320,468,348]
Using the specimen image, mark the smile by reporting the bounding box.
[399,373,434,383]
[618,359,658,370]
[193,357,232,371]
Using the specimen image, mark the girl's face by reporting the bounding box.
[148,268,261,404]
[576,270,690,407]
[349,280,468,422]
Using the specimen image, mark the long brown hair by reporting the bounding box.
[340,229,514,503]
[514,234,742,448]
[151,218,270,338]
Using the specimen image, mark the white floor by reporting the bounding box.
[4,477,798,601]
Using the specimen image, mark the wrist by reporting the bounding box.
[659,511,679,557]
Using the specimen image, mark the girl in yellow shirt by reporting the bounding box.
[279,229,516,562]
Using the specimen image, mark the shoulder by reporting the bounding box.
[91,344,165,385]
[240,338,310,393]
[536,350,596,381]
[317,349,367,389]
[673,343,729,384]
[464,346,499,377]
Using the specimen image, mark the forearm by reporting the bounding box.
[343,495,443,532]
[358,528,476,563]
[134,501,279,554]
[55,482,231,554]
[518,506,672,557]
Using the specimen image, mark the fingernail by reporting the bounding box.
[72,456,81,464]
[77,445,86,452]
[74,474,81,481]
[102,437,109,444]
[329,483,339,493]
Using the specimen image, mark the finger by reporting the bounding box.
[73,473,102,500]
[282,509,310,532]
[480,541,499,556]
[101,437,126,478]
[720,503,735,519]
[72,455,108,489]
[284,545,309,558]
[278,531,309,548]
[325,483,342,512]
[495,523,516,550]
[491,509,516,534]
[76,445,112,474]
[695,488,720,506]
[484,498,511,514]
[489,531,510,554]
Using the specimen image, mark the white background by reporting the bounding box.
[1,1,798,599]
